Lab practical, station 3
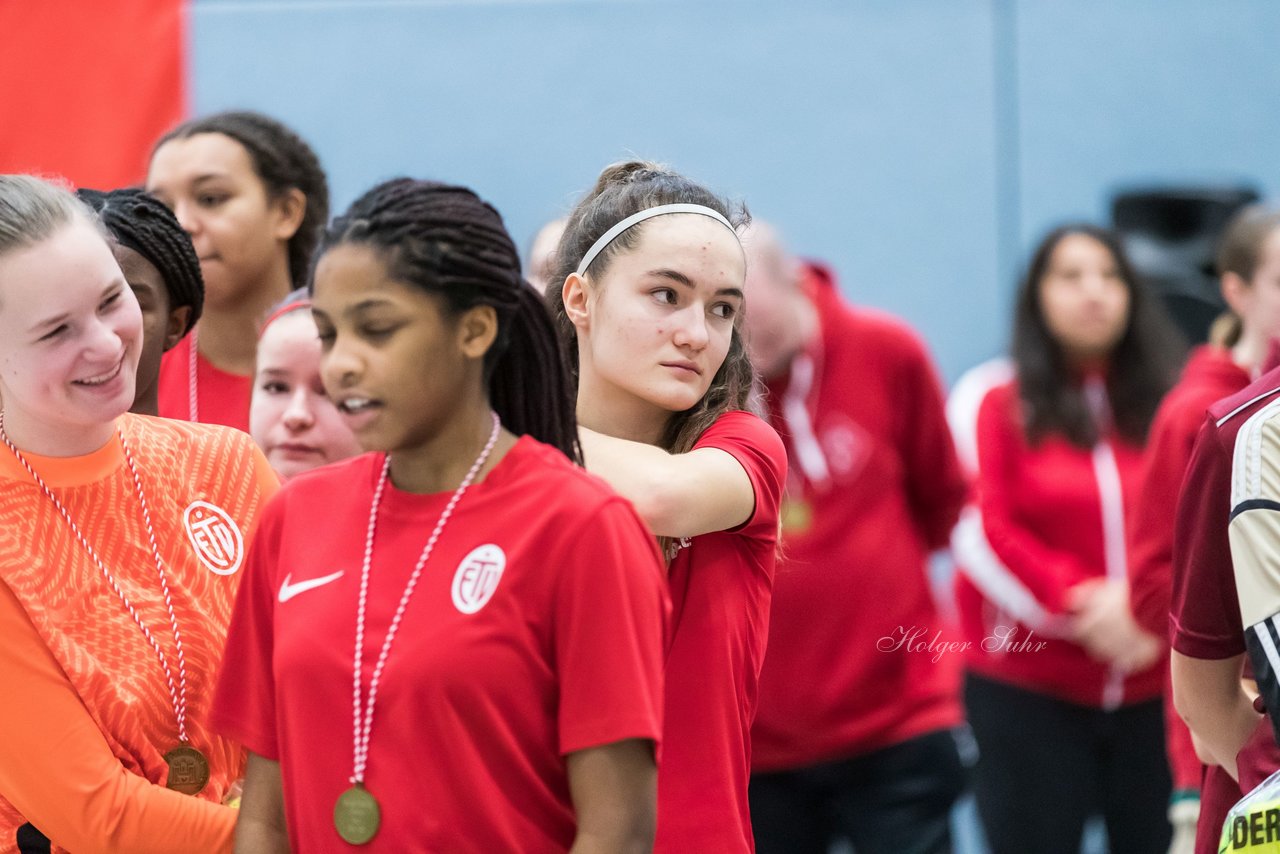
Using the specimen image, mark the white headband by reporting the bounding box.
[574,203,738,277]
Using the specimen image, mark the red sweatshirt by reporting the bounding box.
[1129,345,1249,794]
[751,264,967,771]
[948,366,1162,708]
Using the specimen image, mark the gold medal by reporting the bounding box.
[781,496,813,534]
[163,743,210,795]
[335,784,381,845]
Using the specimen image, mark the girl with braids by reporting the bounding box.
[76,187,205,417]
[546,161,787,853]
[947,224,1182,854]
[0,175,277,853]
[212,178,669,852]
[249,289,362,480]
[145,110,328,432]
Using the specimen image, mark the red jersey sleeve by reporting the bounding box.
[1129,398,1202,638]
[210,494,285,759]
[894,334,967,550]
[973,389,1094,613]
[1170,417,1245,659]
[554,498,670,756]
[691,411,786,541]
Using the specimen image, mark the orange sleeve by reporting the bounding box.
[0,583,235,854]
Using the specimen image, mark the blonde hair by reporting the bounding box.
[1208,311,1243,348]
[0,175,95,259]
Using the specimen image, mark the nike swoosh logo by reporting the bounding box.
[278,570,345,603]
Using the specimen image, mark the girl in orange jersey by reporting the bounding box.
[0,175,277,854]
[146,111,328,432]
[249,290,362,480]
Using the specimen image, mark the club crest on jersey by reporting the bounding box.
[451,544,506,614]
[183,500,244,576]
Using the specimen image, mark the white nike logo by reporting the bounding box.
[278,570,345,603]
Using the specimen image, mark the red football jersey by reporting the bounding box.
[213,438,670,852]
[157,335,252,434]
[1171,369,1280,794]
[656,411,786,854]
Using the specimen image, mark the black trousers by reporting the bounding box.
[749,727,971,854]
[15,824,49,854]
[964,673,1171,854]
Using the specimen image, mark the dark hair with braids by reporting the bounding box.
[1013,223,1182,447]
[154,110,328,290]
[313,177,580,462]
[76,187,204,334]
[546,160,753,454]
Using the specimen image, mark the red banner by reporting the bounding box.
[0,0,187,189]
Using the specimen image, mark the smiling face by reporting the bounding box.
[0,217,143,454]
[250,309,363,479]
[146,132,299,309]
[310,242,493,459]
[1037,232,1132,364]
[564,214,745,439]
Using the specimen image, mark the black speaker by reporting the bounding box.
[1111,186,1260,344]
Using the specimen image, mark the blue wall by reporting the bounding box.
[191,0,1280,383]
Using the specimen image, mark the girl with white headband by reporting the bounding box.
[548,161,786,853]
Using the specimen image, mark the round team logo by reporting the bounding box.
[451,544,506,614]
[821,417,871,481]
[183,501,245,576]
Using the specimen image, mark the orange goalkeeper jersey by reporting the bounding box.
[0,413,277,853]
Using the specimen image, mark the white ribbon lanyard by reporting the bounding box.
[780,348,831,493]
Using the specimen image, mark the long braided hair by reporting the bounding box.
[76,187,204,334]
[546,160,754,454]
[154,110,329,290]
[313,178,581,462]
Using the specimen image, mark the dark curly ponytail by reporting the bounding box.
[154,111,328,291]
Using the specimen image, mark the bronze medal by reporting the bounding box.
[163,743,210,795]
[335,784,381,845]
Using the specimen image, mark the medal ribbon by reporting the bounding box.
[349,412,501,785]
[0,414,194,744]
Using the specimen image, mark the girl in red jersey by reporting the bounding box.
[0,176,277,854]
[1135,206,1280,854]
[248,291,362,480]
[546,162,787,853]
[145,111,329,432]
[948,224,1183,854]
[213,178,669,852]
